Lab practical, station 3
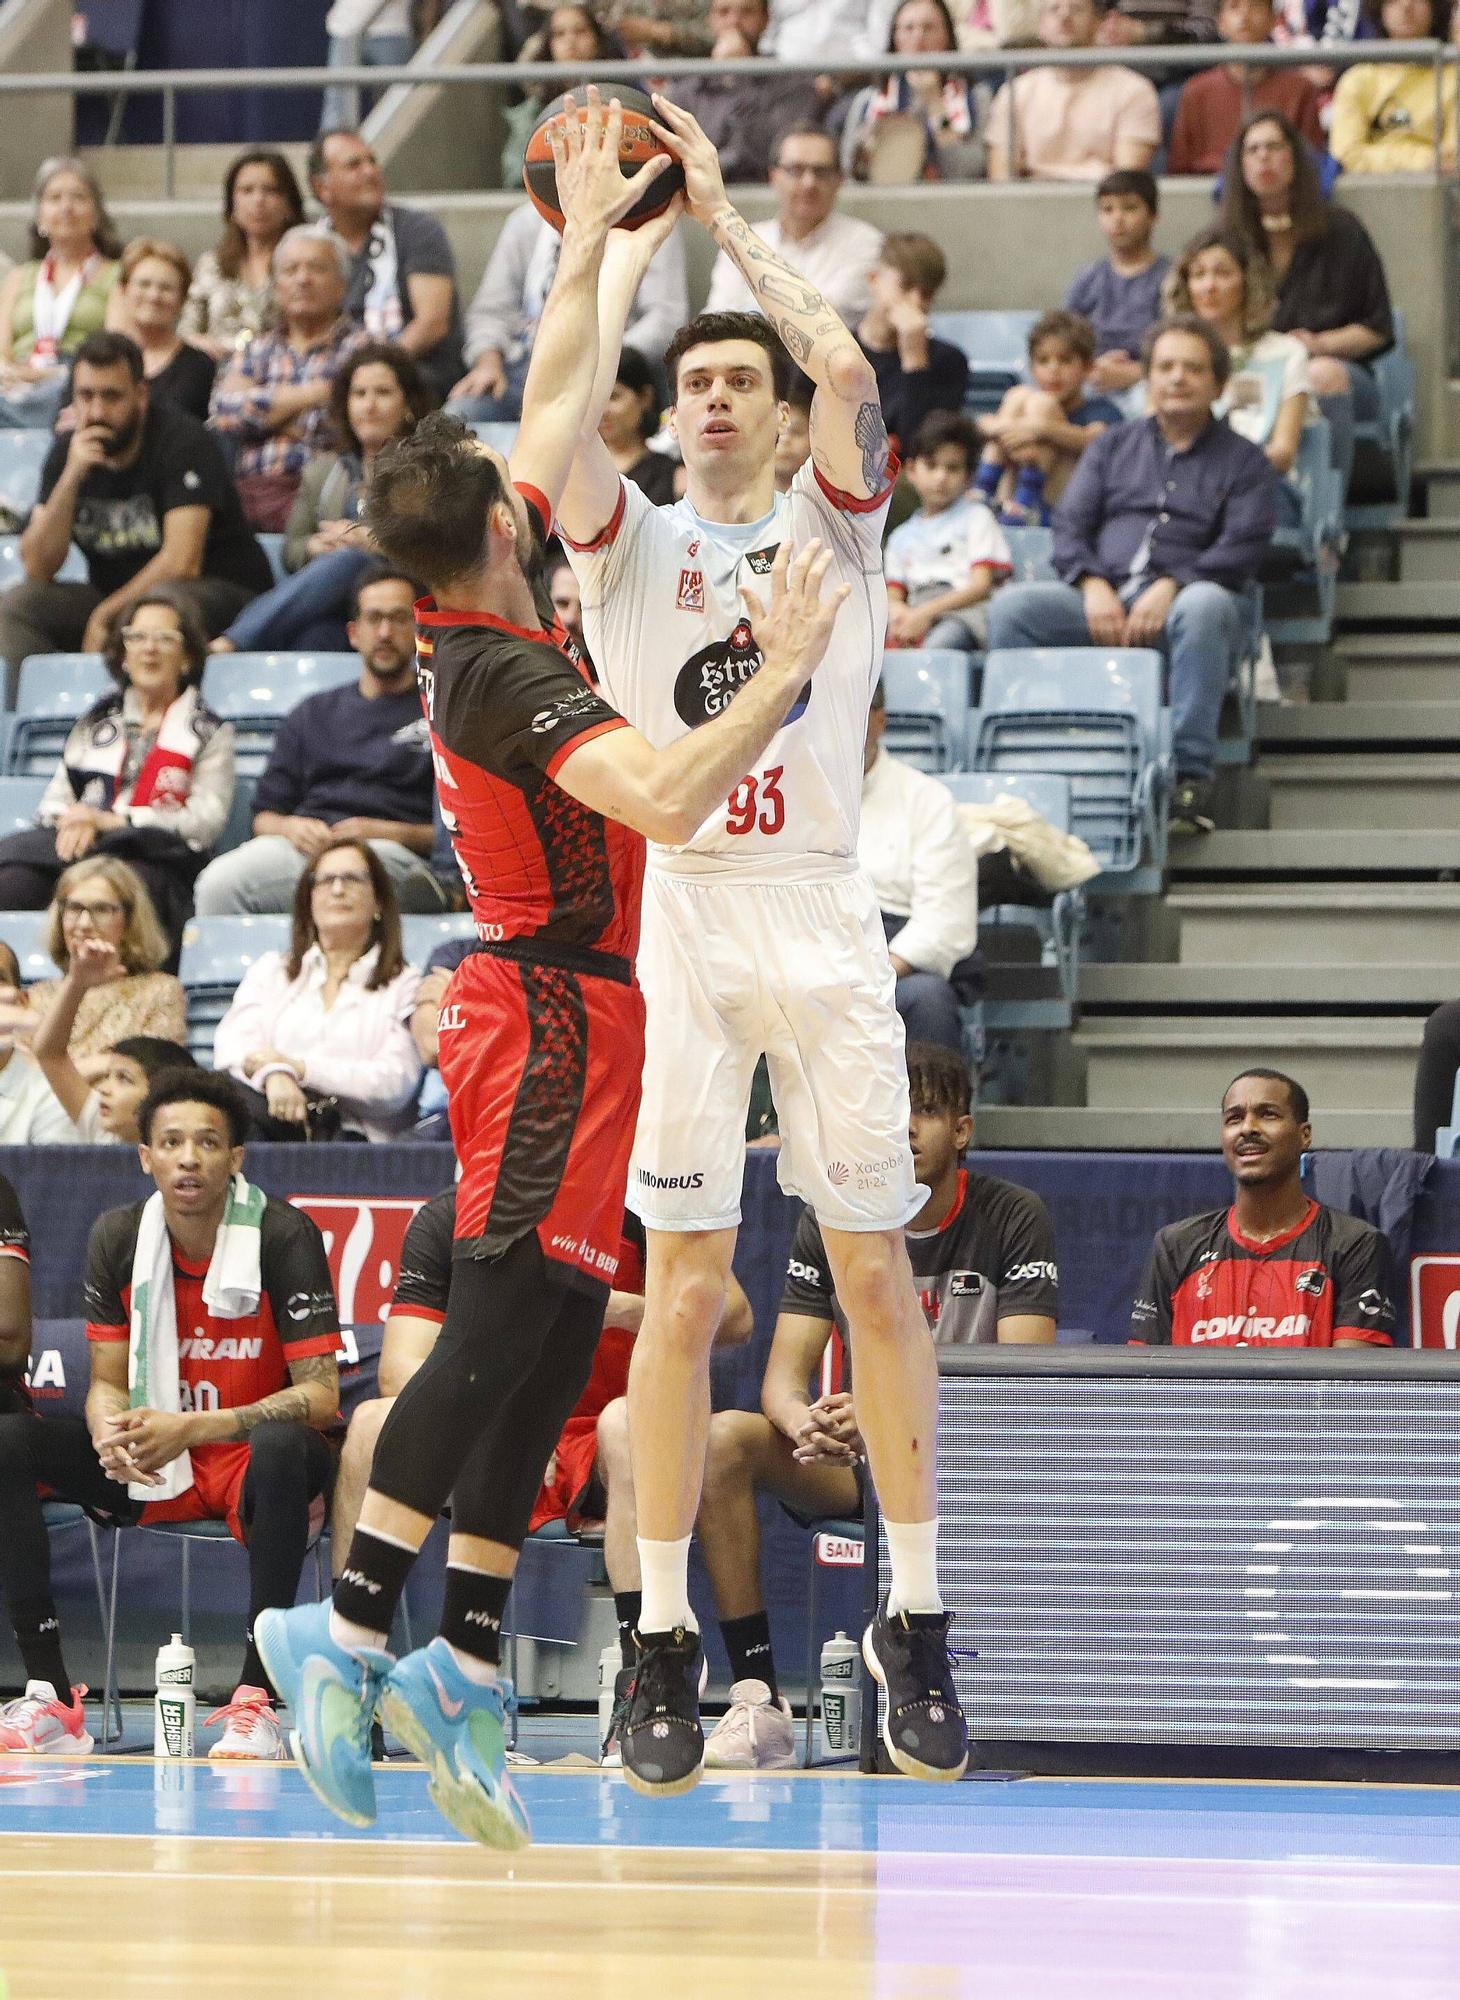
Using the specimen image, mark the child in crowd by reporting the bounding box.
[30,933,196,1142]
[856,233,970,456]
[885,413,1012,653]
[1065,171,1169,402]
[975,309,1122,525]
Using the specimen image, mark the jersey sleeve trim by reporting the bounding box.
[391,1304,447,1326]
[544,714,628,779]
[285,1331,347,1360]
[0,1244,30,1264]
[558,481,627,553]
[86,1321,128,1343]
[515,481,552,537]
[1333,1327,1394,1347]
[813,449,901,516]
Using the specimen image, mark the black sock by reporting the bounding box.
[333,1526,417,1638]
[240,1627,273,1698]
[614,1589,643,1669]
[440,1564,514,1668]
[720,1610,777,1699]
[12,1596,68,1693]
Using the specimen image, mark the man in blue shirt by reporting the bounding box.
[193,565,446,912]
[987,315,1277,834]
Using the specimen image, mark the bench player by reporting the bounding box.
[256,95,849,1851]
[557,97,970,1794]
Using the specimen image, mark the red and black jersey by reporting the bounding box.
[0,1169,31,1414]
[1130,1199,1396,1347]
[416,486,644,969]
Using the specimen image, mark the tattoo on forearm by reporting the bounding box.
[229,1353,336,1439]
[854,402,890,493]
[713,210,841,367]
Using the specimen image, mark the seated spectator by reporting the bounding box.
[451,196,688,421]
[32,930,198,1139]
[194,569,443,917]
[0,588,233,945]
[704,125,884,322]
[0,1071,342,1756]
[212,343,431,657]
[887,416,1012,655]
[775,370,815,491]
[599,0,719,54]
[0,940,81,1142]
[501,6,633,184]
[1132,1067,1396,1346]
[1218,109,1395,415]
[856,233,970,452]
[547,551,587,659]
[975,309,1122,524]
[408,934,474,1138]
[182,150,306,363]
[0,1170,32,1415]
[0,157,121,433]
[1329,0,1456,173]
[987,315,1277,835]
[0,334,271,693]
[1166,226,1310,488]
[112,240,217,423]
[669,0,821,184]
[598,347,678,506]
[1169,0,1324,175]
[762,0,883,61]
[598,1041,1055,1764]
[986,0,1161,182]
[860,686,980,1048]
[1413,999,1460,1150]
[211,836,423,1140]
[308,127,464,407]
[1065,171,1169,402]
[322,0,417,130]
[840,0,989,183]
[209,230,368,531]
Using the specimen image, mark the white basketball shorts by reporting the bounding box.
[628,867,921,1234]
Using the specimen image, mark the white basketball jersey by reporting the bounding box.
[563,461,892,881]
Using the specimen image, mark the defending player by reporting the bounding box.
[557,98,969,1795]
[256,95,849,1851]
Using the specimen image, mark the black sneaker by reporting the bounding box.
[620,1626,704,1798]
[862,1598,969,1782]
[601,1665,635,1768]
[1168,777,1215,837]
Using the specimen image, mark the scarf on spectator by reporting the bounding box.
[65,685,209,816]
[357,207,405,340]
[862,73,977,176]
[127,1174,266,1502]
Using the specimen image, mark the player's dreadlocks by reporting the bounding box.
[906,1040,972,1120]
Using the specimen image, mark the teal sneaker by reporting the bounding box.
[377,1639,530,1851]
[255,1601,391,1829]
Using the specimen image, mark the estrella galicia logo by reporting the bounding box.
[672,619,811,729]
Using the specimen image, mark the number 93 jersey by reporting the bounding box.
[561,459,893,881]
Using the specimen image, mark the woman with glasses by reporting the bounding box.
[0,584,234,950]
[212,837,422,1141]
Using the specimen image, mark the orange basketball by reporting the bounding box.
[523,86,683,233]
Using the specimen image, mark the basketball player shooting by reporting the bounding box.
[557,98,969,1795]
[256,93,851,1851]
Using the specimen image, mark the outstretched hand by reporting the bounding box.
[550,87,671,240]
[739,539,849,681]
[649,93,730,226]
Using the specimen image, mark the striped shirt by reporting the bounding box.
[208,316,367,482]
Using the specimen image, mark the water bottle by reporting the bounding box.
[819,1630,861,1761]
[597,1642,621,1759]
[154,1633,196,1758]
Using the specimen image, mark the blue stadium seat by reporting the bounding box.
[469,422,519,457]
[0,909,57,983]
[402,911,475,968]
[1265,417,1344,649]
[200,652,359,779]
[0,430,53,522]
[7,655,111,775]
[1346,306,1416,533]
[178,914,290,1062]
[880,649,969,773]
[929,310,1038,415]
[212,774,256,857]
[0,535,85,586]
[1000,525,1056,585]
[0,773,48,835]
[257,533,288,586]
[971,647,1171,891]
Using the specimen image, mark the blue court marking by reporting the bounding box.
[4,1757,1460,1867]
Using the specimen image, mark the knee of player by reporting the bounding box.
[595,1395,631,1482]
[245,1415,312,1468]
[652,1270,727,1356]
[341,1397,392,1467]
[831,1232,913,1332]
[701,1409,765,1502]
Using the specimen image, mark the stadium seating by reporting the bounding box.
[0,535,86,586]
[929,310,1038,417]
[213,774,256,858]
[6,655,111,776]
[1346,308,1417,533]
[0,430,53,523]
[1001,525,1056,585]
[0,908,58,982]
[177,913,290,1061]
[402,911,475,965]
[469,421,520,457]
[970,647,1172,893]
[0,773,49,835]
[1265,418,1345,649]
[200,652,359,778]
[879,649,969,773]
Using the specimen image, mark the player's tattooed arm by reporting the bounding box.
[225,1353,341,1440]
[854,401,891,495]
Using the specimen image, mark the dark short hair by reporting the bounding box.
[784,369,815,414]
[771,120,836,169]
[330,340,435,456]
[111,1036,200,1083]
[288,837,406,989]
[101,583,210,691]
[1029,308,1095,365]
[308,125,364,190]
[72,331,144,384]
[663,312,792,403]
[613,344,663,439]
[1141,312,1231,390]
[1096,168,1159,212]
[907,1041,973,1119]
[1223,1067,1310,1125]
[908,410,978,468]
[878,231,948,303]
[348,564,421,622]
[363,410,509,596]
[138,1069,251,1149]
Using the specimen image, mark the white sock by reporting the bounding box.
[329,1606,389,1657]
[444,1642,499,1687]
[885,1518,943,1616]
[636,1535,698,1635]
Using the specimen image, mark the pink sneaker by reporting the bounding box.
[0,1680,94,1755]
[206,1685,287,1761]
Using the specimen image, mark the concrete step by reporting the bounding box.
[1263,755,1460,831]
[1075,1017,1422,1111]
[1259,702,1460,746]
[1415,461,1460,520]
[976,1106,1412,1150]
[1079,961,1455,1009]
[1333,633,1460,702]
[1337,581,1460,624]
[1168,883,1460,966]
[1395,519,1460,582]
[1170,831,1460,877]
